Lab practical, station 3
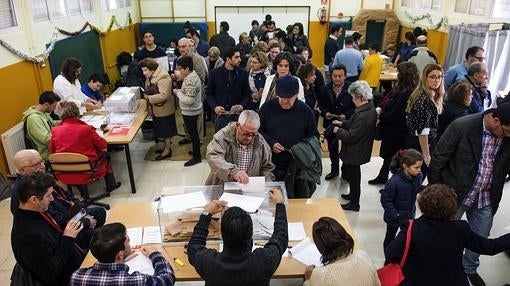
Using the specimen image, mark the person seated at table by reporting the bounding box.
[70,223,176,286]
[187,188,288,286]
[49,101,121,193]
[10,149,106,250]
[385,184,510,286]
[11,173,85,285]
[205,110,275,185]
[303,217,380,286]
[359,43,383,93]
[81,73,107,103]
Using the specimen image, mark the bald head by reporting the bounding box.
[416,35,427,46]
[178,37,192,56]
[14,149,45,175]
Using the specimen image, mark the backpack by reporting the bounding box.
[23,115,36,150]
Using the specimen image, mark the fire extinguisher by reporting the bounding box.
[318,7,327,24]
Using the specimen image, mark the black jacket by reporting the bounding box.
[378,89,411,159]
[317,81,354,128]
[386,216,510,286]
[323,36,341,66]
[187,203,288,286]
[381,170,423,227]
[438,100,470,137]
[209,31,235,58]
[335,102,377,166]
[206,66,251,111]
[429,113,510,214]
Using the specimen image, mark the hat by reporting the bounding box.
[275,75,299,98]
[493,103,510,125]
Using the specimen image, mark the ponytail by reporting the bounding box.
[390,148,423,173]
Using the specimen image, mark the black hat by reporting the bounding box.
[275,75,299,98]
[493,103,510,125]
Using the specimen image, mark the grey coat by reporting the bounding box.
[335,102,377,166]
[205,122,275,185]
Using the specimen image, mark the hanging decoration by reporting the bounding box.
[404,11,449,30]
[0,12,132,64]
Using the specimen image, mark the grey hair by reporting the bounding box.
[348,80,373,101]
[208,46,220,57]
[416,35,427,46]
[467,62,486,76]
[13,149,40,172]
[238,110,260,129]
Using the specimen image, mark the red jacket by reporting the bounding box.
[49,118,108,185]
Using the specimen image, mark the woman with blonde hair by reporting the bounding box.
[405,63,444,178]
[247,51,271,110]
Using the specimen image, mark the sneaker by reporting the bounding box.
[368,176,387,185]
[466,273,486,286]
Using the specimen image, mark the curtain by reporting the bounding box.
[444,23,489,69]
[484,30,510,96]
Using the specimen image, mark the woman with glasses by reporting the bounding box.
[247,51,271,111]
[405,64,445,180]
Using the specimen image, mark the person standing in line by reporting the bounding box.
[331,36,364,83]
[134,30,167,62]
[323,25,342,82]
[443,46,484,90]
[209,21,235,59]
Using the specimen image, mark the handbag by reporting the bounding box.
[377,219,414,286]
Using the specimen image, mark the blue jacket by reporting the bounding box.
[381,170,422,226]
[206,66,251,111]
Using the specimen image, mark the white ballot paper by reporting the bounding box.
[289,238,323,266]
[125,252,154,275]
[160,191,207,213]
[220,192,264,213]
[142,226,162,244]
[223,176,266,193]
[288,222,306,241]
[126,227,143,248]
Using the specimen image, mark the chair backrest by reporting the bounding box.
[48,153,93,174]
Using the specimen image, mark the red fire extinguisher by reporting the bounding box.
[318,7,327,24]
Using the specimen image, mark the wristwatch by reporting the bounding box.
[202,210,211,216]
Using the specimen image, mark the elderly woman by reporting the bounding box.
[49,101,120,192]
[247,51,271,110]
[369,62,420,186]
[139,58,176,160]
[259,52,304,107]
[205,46,224,74]
[405,63,444,178]
[53,58,101,114]
[386,184,510,286]
[438,80,472,136]
[332,80,377,211]
[303,217,380,286]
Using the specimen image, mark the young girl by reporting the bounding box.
[381,148,423,252]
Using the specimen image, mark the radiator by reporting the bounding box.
[1,122,26,175]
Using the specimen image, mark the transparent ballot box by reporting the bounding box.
[105,87,139,113]
[157,183,288,244]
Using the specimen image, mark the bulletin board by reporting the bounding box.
[48,31,104,83]
[214,6,310,43]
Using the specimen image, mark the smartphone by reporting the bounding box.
[70,208,87,221]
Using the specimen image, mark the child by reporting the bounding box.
[381,148,423,252]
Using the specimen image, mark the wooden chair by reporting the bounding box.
[47,152,110,210]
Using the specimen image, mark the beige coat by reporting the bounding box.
[205,122,275,185]
[145,66,174,117]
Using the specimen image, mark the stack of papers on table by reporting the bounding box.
[126,226,163,248]
[219,192,264,213]
[125,252,154,275]
[159,191,208,213]
[289,238,323,266]
[81,115,106,129]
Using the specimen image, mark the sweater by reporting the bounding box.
[303,250,380,286]
[176,70,203,116]
[187,203,288,286]
[22,107,59,159]
[359,53,383,88]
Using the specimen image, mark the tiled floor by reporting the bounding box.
[1,132,510,285]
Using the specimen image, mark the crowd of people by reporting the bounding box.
[10,15,510,286]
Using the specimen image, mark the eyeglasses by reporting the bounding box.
[472,55,486,62]
[427,75,443,80]
[237,125,258,137]
[23,160,44,169]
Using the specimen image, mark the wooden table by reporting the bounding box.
[104,100,148,193]
[81,199,355,281]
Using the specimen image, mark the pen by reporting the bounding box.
[174,257,185,267]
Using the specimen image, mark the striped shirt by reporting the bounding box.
[70,252,175,286]
[463,128,502,208]
[236,141,254,173]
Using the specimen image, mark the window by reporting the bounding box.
[401,0,442,10]
[0,0,18,30]
[492,0,510,18]
[31,0,93,23]
[454,0,489,16]
[103,0,131,10]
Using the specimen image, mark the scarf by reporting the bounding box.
[248,67,271,92]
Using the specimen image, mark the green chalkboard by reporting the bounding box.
[139,22,208,48]
[49,31,104,84]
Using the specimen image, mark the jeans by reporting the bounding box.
[183,114,201,159]
[454,204,494,274]
[341,163,361,205]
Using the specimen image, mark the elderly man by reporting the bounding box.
[406,35,438,75]
[11,173,85,285]
[187,189,287,286]
[205,110,274,185]
[70,223,175,286]
[186,29,210,58]
[464,62,494,112]
[444,46,485,90]
[259,75,319,198]
[22,91,60,160]
[10,149,106,250]
[429,103,510,286]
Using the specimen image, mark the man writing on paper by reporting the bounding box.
[70,222,175,286]
[187,188,288,286]
[205,110,275,185]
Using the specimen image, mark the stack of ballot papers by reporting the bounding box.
[80,115,106,129]
[289,238,323,266]
[126,226,163,248]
